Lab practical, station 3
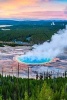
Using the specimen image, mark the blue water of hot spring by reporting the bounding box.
[18,56,51,64]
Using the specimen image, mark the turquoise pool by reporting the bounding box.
[18,56,51,64]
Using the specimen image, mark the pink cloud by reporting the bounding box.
[9,11,67,20]
[0,0,67,19]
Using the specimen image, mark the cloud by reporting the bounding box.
[0,0,37,5]
[0,0,39,12]
[0,0,67,19]
[39,0,67,2]
[8,11,67,20]
[64,6,67,14]
[0,0,9,2]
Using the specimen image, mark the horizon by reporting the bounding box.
[0,18,67,21]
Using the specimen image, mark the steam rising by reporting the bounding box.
[18,26,67,63]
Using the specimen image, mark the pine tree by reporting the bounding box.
[0,96,2,100]
[60,88,65,100]
[39,82,53,100]
[61,84,67,100]
[54,91,60,100]
[24,91,29,100]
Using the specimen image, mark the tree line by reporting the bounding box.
[0,74,67,100]
[0,24,65,44]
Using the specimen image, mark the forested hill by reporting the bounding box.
[0,20,67,44]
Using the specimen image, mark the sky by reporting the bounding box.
[0,0,67,20]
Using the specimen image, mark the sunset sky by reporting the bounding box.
[0,0,67,20]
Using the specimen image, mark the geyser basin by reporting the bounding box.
[17,56,51,64]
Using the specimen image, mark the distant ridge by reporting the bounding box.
[0,19,67,25]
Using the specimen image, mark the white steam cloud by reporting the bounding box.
[20,25,67,60]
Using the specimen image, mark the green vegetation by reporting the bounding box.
[0,43,4,47]
[0,20,67,98]
[0,20,67,45]
[0,42,29,47]
[0,75,67,100]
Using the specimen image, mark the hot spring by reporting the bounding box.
[17,26,67,65]
[14,26,67,78]
[17,56,51,64]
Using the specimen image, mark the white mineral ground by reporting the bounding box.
[0,45,67,78]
